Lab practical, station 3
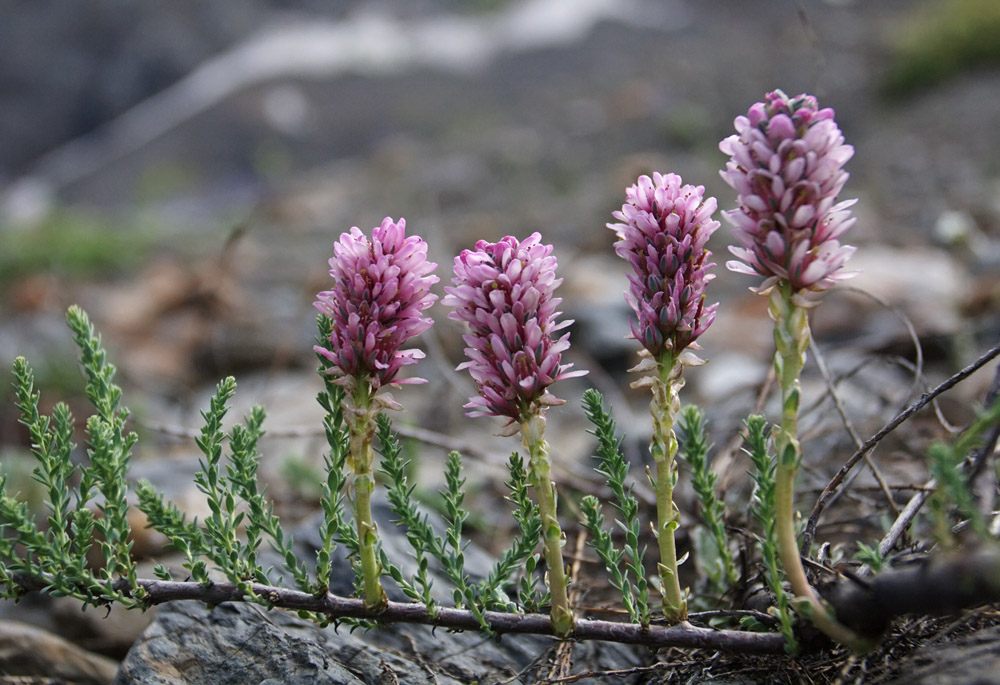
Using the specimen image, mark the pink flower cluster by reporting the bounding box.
[314,217,439,391]
[608,172,720,357]
[443,233,585,422]
[720,90,857,292]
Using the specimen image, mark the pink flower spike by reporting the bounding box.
[443,233,586,423]
[720,90,857,293]
[608,172,720,358]
[314,217,439,392]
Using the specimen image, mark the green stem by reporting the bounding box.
[649,352,686,622]
[521,414,573,637]
[770,284,869,651]
[347,386,387,609]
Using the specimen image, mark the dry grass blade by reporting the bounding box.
[802,339,1000,552]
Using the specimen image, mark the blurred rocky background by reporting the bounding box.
[1,0,1000,682]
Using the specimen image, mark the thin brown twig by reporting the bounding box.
[9,574,787,654]
[809,338,898,515]
[874,367,1000,565]
[139,417,503,463]
[717,365,776,492]
[966,365,1000,486]
[801,340,1000,553]
[836,286,927,410]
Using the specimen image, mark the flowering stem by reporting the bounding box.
[769,283,868,650]
[650,352,686,623]
[520,414,573,637]
[347,386,387,609]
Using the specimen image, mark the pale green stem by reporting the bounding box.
[521,414,573,637]
[770,283,870,651]
[347,385,387,609]
[650,352,686,623]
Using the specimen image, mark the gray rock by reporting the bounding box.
[118,597,647,684]
[886,624,1000,685]
[116,493,646,683]
[115,601,370,685]
[0,619,119,685]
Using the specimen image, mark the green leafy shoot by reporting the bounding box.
[853,541,885,574]
[67,306,142,604]
[0,472,55,598]
[226,405,315,599]
[191,377,259,595]
[378,425,489,630]
[744,415,799,655]
[581,388,649,626]
[135,479,209,584]
[677,404,738,593]
[928,399,1000,546]
[580,496,638,623]
[477,454,544,613]
[12,358,76,581]
[377,413,438,611]
[313,315,357,598]
[440,451,490,631]
[505,453,548,612]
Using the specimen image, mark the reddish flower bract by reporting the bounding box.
[443,233,585,421]
[608,172,719,357]
[314,217,438,391]
[720,90,857,293]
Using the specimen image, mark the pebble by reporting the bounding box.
[0,619,118,685]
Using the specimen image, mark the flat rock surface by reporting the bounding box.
[0,619,119,685]
[118,599,644,684]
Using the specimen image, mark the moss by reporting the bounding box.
[0,209,156,288]
[882,0,1000,98]
[659,105,712,151]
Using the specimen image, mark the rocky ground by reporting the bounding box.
[2,0,1000,682]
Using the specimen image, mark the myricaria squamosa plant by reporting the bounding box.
[8,90,1000,662]
[720,90,868,648]
[720,90,857,297]
[443,232,585,636]
[313,217,439,608]
[607,172,719,622]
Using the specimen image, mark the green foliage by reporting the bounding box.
[377,412,545,621]
[853,542,885,574]
[928,399,1000,546]
[313,316,358,599]
[378,413,440,610]
[476,452,543,612]
[580,388,650,626]
[135,480,209,583]
[189,378,263,595]
[882,0,1000,98]
[505,453,549,613]
[0,211,155,288]
[6,304,999,652]
[439,451,489,629]
[0,309,145,609]
[377,417,489,631]
[677,405,738,594]
[744,415,799,655]
[12,358,76,570]
[68,307,144,603]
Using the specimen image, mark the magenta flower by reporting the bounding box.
[443,233,586,422]
[720,90,857,293]
[314,217,439,392]
[608,172,720,357]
